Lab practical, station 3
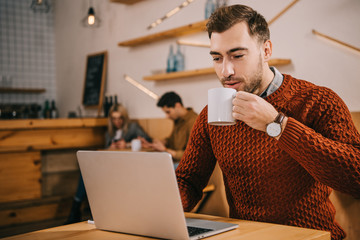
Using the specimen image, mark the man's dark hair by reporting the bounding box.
[206,4,270,44]
[157,91,183,108]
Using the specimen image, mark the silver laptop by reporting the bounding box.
[77,150,238,240]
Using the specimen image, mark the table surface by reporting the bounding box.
[3,213,330,240]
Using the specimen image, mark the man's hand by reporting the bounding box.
[140,137,176,157]
[232,91,278,132]
[109,139,126,149]
[150,139,167,152]
[139,137,166,151]
[139,137,152,149]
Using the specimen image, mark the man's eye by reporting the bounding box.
[234,55,244,59]
[212,57,221,62]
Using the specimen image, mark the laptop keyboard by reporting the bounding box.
[187,226,213,237]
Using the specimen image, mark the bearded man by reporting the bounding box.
[176,4,360,240]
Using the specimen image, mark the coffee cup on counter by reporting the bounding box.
[208,87,236,126]
[131,139,142,151]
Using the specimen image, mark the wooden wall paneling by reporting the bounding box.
[0,197,72,227]
[42,150,80,198]
[42,150,79,173]
[0,151,41,203]
[42,171,80,198]
[0,204,59,227]
[136,118,173,141]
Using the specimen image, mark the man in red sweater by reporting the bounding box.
[176,4,360,240]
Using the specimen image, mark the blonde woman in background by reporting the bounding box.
[65,104,151,224]
[106,104,151,149]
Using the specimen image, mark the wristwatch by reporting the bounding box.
[266,112,285,137]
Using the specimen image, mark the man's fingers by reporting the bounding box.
[234,91,256,100]
[233,112,244,121]
[232,105,244,114]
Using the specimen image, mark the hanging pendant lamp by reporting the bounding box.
[30,0,50,13]
[82,3,101,28]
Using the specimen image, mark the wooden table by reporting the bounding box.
[2,213,330,240]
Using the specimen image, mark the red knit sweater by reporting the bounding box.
[176,74,360,240]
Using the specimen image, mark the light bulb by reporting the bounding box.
[88,15,95,25]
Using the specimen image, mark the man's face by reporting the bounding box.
[162,106,178,121]
[210,22,269,95]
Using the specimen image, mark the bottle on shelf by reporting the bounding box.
[205,0,216,19]
[50,100,59,118]
[104,96,110,117]
[109,95,113,109]
[215,0,227,9]
[114,95,118,105]
[43,100,51,119]
[166,45,176,73]
[174,44,185,72]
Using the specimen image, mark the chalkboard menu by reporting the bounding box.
[82,51,107,110]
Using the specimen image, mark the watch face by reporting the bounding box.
[266,122,281,137]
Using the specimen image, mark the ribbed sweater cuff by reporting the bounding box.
[278,117,306,152]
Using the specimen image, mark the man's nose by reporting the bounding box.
[221,59,234,78]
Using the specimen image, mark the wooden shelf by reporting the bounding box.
[143,58,292,81]
[269,58,292,65]
[0,87,46,93]
[110,0,144,4]
[118,20,208,47]
[144,68,214,81]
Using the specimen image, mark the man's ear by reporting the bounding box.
[263,40,272,62]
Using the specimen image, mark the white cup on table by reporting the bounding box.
[131,139,142,151]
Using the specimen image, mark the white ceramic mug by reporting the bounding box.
[208,87,236,126]
[131,139,142,151]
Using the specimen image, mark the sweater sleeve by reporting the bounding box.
[176,107,217,212]
[278,91,360,198]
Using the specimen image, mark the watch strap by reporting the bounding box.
[274,112,285,124]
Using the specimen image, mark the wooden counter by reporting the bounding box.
[0,118,107,152]
[1,212,331,240]
[0,117,173,237]
[0,118,107,203]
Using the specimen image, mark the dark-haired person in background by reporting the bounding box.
[141,92,197,168]
[176,4,360,240]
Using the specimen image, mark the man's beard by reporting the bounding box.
[244,62,262,94]
[221,54,263,94]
